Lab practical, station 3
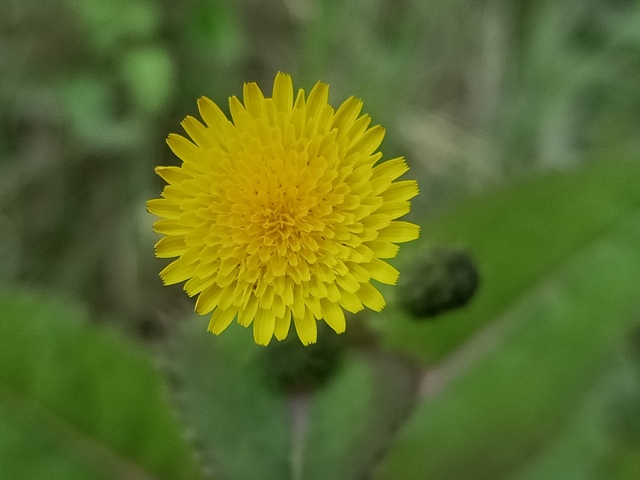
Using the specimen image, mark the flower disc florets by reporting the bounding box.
[148,73,419,345]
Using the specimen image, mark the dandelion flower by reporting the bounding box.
[147,73,420,346]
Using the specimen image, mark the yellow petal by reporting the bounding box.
[197,97,230,149]
[160,259,193,285]
[282,279,294,306]
[229,95,252,132]
[167,134,199,163]
[238,294,259,327]
[348,125,385,156]
[356,283,385,312]
[336,273,360,293]
[315,103,334,133]
[253,308,275,345]
[361,213,392,231]
[346,262,371,283]
[382,180,420,202]
[308,275,328,298]
[347,115,371,144]
[293,308,317,346]
[154,236,187,258]
[338,289,364,314]
[333,96,363,131]
[208,307,238,335]
[259,284,275,310]
[320,299,346,334]
[366,240,400,259]
[184,275,216,297]
[197,96,228,128]
[273,72,294,113]
[375,201,411,219]
[163,186,194,205]
[377,221,421,243]
[243,82,266,119]
[352,244,375,262]
[152,219,191,235]
[326,282,341,302]
[293,88,306,110]
[218,282,239,310]
[181,116,211,148]
[195,283,223,315]
[306,81,329,120]
[305,295,323,319]
[367,258,400,285]
[147,198,181,219]
[219,257,239,278]
[274,308,292,341]
[372,157,409,182]
[155,166,191,184]
[291,285,306,319]
[193,256,219,280]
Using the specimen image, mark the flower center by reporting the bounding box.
[259,206,297,242]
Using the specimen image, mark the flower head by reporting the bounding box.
[148,73,419,346]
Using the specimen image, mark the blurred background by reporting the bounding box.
[1,0,640,479]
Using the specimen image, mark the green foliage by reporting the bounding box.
[375,213,640,479]
[3,0,640,478]
[0,290,203,480]
[168,319,292,480]
[375,157,640,363]
[168,319,417,480]
[301,352,416,480]
[509,336,640,480]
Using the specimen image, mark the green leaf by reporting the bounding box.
[376,158,640,363]
[0,290,203,480]
[168,319,418,480]
[168,320,292,480]
[301,351,417,480]
[509,336,640,480]
[374,211,640,480]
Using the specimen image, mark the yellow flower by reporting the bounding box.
[147,73,420,346]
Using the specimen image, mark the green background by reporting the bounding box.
[1,0,640,478]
